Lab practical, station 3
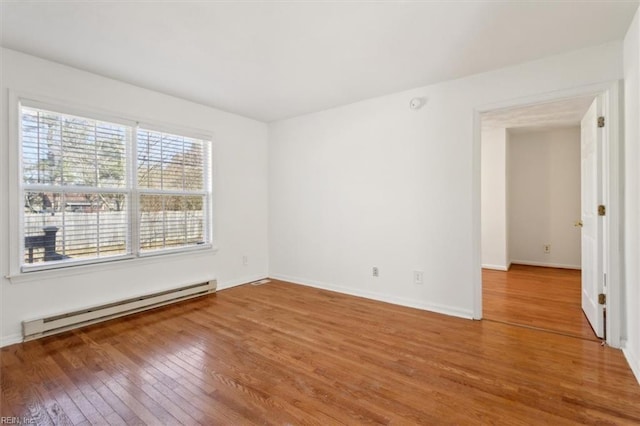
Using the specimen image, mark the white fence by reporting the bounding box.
[24,211,204,251]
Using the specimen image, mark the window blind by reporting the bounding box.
[137,128,209,253]
[21,107,130,266]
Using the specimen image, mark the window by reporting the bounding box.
[136,128,209,252]
[19,102,212,272]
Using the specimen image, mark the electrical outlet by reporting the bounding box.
[543,244,551,254]
[242,255,248,266]
[372,267,379,277]
[414,270,423,285]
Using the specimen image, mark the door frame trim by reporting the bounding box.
[472,80,622,348]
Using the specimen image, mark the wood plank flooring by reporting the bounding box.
[2,279,639,424]
[483,264,597,341]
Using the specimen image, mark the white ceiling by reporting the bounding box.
[1,1,638,122]
[481,96,595,133]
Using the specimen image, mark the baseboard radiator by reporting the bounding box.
[22,280,217,342]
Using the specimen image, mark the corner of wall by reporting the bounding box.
[1,333,23,348]
[623,347,640,385]
[622,3,640,386]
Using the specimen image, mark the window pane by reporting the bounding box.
[137,130,163,189]
[96,123,127,188]
[185,195,205,245]
[24,191,63,264]
[184,139,204,190]
[165,195,186,247]
[140,194,205,253]
[162,134,184,191]
[22,109,63,185]
[62,116,97,186]
[62,192,99,260]
[23,191,128,265]
[21,107,127,189]
[95,193,129,257]
[137,129,205,191]
[139,194,164,251]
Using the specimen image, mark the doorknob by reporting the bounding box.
[574,220,583,228]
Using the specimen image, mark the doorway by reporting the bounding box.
[472,80,625,348]
[476,90,619,342]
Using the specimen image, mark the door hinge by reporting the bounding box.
[598,116,605,128]
[598,205,606,216]
[598,293,606,305]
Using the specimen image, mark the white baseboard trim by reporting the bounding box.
[1,333,23,348]
[510,260,581,270]
[270,273,474,320]
[218,274,269,291]
[623,347,640,385]
[482,263,511,271]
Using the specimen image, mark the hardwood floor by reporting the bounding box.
[483,264,597,341]
[2,279,639,425]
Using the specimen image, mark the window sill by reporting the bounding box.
[7,245,218,284]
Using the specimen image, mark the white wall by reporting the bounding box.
[269,42,623,319]
[0,48,270,346]
[623,9,640,384]
[508,127,582,269]
[481,127,509,270]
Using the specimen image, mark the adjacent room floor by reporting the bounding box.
[483,264,598,341]
[2,279,639,424]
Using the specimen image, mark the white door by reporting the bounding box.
[580,97,604,338]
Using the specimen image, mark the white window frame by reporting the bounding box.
[134,124,213,258]
[8,91,215,279]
